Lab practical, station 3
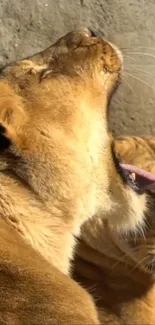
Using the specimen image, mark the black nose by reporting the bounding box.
[89,29,99,37]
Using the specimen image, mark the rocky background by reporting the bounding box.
[0,0,155,136]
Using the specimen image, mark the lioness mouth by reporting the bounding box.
[120,163,155,194]
[112,145,155,194]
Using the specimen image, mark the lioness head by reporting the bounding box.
[0,28,122,205]
[0,29,147,273]
[113,136,155,274]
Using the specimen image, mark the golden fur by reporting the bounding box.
[74,135,155,324]
[0,27,148,324]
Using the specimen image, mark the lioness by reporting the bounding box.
[74,136,155,324]
[0,28,149,324]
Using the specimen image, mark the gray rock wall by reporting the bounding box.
[0,0,155,136]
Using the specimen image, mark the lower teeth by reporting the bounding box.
[129,172,136,181]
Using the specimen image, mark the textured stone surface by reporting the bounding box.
[0,0,155,136]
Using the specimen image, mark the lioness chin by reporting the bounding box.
[74,136,155,325]
[0,28,148,324]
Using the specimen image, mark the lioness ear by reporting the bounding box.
[0,83,26,151]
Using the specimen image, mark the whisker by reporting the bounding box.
[138,226,146,240]
[123,52,155,60]
[125,64,155,68]
[131,255,150,272]
[124,71,155,90]
[121,76,133,92]
[147,257,155,272]
[126,245,148,253]
[122,46,155,51]
[123,55,136,61]
[112,253,128,269]
[125,67,154,77]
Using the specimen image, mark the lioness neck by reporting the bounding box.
[0,100,109,275]
[0,172,76,274]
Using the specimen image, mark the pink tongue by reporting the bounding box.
[120,163,155,191]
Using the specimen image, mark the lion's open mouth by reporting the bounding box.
[119,163,155,194]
